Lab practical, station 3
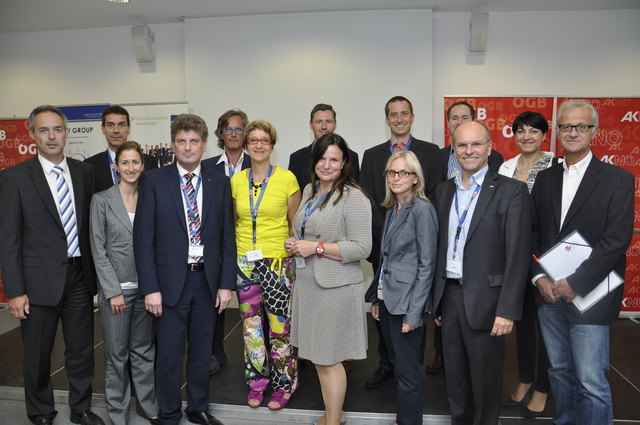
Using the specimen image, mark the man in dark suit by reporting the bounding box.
[200,108,249,376]
[432,121,530,425]
[0,105,104,425]
[85,105,157,193]
[531,100,634,425]
[134,114,236,425]
[359,95,443,388]
[288,103,360,189]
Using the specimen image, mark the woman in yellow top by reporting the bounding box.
[231,120,301,410]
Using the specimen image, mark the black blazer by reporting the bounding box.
[85,149,157,194]
[201,153,251,176]
[0,157,96,305]
[530,155,634,325]
[360,138,443,264]
[288,143,360,190]
[438,145,504,180]
[432,169,531,330]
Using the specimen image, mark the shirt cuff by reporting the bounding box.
[531,273,547,286]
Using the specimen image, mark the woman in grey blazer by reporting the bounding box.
[285,134,372,425]
[365,150,438,425]
[90,141,158,425]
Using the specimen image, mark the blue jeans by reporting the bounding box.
[538,303,612,425]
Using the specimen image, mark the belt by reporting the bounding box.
[446,278,463,285]
[66,257,82,265]
[188,263,204,272]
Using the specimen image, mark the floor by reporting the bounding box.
[0,307,639,425]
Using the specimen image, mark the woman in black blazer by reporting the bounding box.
[366,150,438,425]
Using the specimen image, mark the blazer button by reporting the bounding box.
[383,269,389,274]
[383,251,388,256]
[315,234,321,239]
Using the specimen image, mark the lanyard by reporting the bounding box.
[178,172,202,219]
[388,135,413,154]
[248,166,273,247]
[300,189,330,239]
[452,183,481,258]
[108,152,119,184]
[387,204,399,233]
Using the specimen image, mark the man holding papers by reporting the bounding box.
[531,100,634,425]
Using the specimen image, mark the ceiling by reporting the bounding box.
[2,0,639,33]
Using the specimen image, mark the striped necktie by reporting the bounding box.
[447,147,461,179]
[184,173,202,262]
[52,166,79,257]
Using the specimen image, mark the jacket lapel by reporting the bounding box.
[438,180,456,250]
[68,159,84,231]
[466,170,497,242]
[200,167,216,229]
[560,156,601,234]
[29,158,64,231]
[383,202,412,249]
[106,185,133,234]
[166,164,188,234]
[549,164,564,234]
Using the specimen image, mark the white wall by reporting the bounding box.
[432,9,640,146]
[184,10,433,165]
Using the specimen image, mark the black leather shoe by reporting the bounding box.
[364,367,393,389]
[185,411,224,425]
[149,418,161,425]
[425,356,444,374]
[209,353,228,376]
[34,419,53,425]
[521,406,544,419]
[70,410,105,425]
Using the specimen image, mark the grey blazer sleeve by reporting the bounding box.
[336,188,373,263]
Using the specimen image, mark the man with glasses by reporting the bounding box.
[360,96,442,389]
[85,105,157,193]
[531,100,633,425]
[432,121,530,425]
[288,103,359,189]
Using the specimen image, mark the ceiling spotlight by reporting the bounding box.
[108,0,130,3]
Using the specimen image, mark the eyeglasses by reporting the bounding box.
[246,138,272,145]
[222,126,245,135]
[453,140,490,150]
[557,124,595,133]
[385,170,415,178]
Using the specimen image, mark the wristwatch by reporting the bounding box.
[315,242,325,258]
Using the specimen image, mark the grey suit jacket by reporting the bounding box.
[366,197,438,327]
[90,184,138,300]
[296,184,372,289]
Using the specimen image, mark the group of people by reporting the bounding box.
[142,143,174,168]
[0,96,633,425]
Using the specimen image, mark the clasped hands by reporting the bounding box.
[536,276,576,304]
[284,237,315,258]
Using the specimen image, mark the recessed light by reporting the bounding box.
[108,0,130,3]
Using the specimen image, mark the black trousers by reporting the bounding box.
[21,261,94,423]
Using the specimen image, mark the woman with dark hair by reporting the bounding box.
[500,111,558,418]
[231,120,301,410]
[90,141,159,425]
[285,133,372,425]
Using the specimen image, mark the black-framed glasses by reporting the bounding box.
[222,126,245,135]
[385,170,415,178]
[557,124,595,133]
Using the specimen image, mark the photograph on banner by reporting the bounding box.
[444,96,554,160]
[556,97,640,315]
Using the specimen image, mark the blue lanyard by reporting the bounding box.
[452,183,481,258]
[248,166,273,247]
[386,205,399,233]
[300,189,330,239]
[178,172,202,219]
[388,135,413,154]
[108,152,119,184]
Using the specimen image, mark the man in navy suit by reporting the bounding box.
[85,105,157,193]
[531,100,634,425]
[200,108,249,375]
[134,114,236,425]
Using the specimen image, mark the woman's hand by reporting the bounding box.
[401,323,417,333]
[110,294,126,314]
[284,238,317,258]
[371,304,379,321]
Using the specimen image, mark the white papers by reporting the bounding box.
[537,230,623,313]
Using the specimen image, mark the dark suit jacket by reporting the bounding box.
[288,143,360,190]
[530,155,634,325]
[438,145,504,180]
[85,149,157,194]
[360,138,443,264]
[0,157,96,305]
[432,169,531,330]
[201,152,251,176]
[133,163,237,307]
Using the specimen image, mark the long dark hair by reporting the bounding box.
[307,133,365,209]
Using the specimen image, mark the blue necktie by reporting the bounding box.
[52,166,79,257]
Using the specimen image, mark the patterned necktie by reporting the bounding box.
[52,166,79,257]
[184,173,202,262]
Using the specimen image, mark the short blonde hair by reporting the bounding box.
[381,150,427,208]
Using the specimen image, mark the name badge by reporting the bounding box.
[295,256,306,269]
[189,244,204,257]
[446,258,462,275]
[246,249,264,262]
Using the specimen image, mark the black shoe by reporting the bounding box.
[521,406,544,419]
[425,356,444,374]
[149,418,161,425]
[70,410,105,425]
[209,354,228,376]
[185,411,224,425]
[364,367,393,389]
[34,419,53,425]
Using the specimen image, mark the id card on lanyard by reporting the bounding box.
[247,166,273,262]
[446,183,481,275]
